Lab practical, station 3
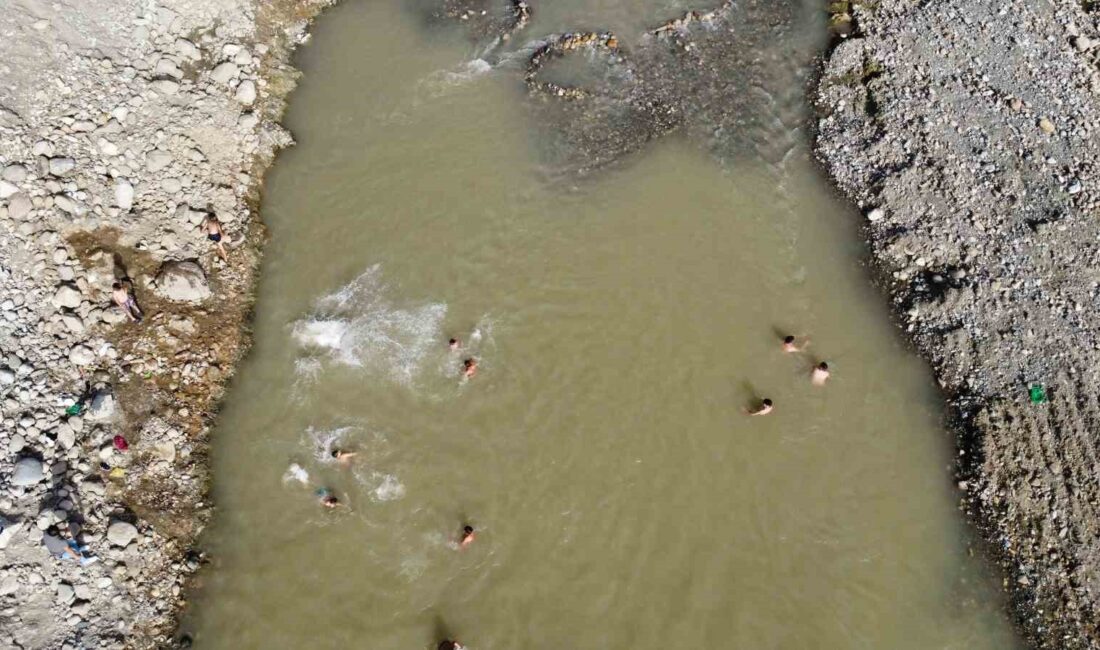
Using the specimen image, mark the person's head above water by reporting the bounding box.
[112,281,122,290]
[463,525,474,535]
[762,398,773,406]
[321,495,339,508]
[783,335,795,344]
[449,338,458,346]
[818,362,829,371]
[438,641,460,650]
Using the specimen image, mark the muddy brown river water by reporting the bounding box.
[185,1,1022,647]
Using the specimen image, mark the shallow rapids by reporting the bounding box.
[185,1,1021,648]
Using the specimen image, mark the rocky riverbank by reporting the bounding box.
[816,1,1100,647]
[0,0,332,647]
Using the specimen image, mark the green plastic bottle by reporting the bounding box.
[1029,384,1047,404]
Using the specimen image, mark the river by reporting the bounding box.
[185,0,1021,647]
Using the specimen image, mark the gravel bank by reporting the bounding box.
[816,1,1100,647]
[0,0,330,646]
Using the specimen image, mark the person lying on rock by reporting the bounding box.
[111,281,143,323]
[201,214,229,262]
[42,525,98,566]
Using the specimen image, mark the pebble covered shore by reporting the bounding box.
[0,0,330,647]
[817,1,1100,647]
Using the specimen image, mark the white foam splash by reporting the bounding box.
[371,473,406,502]
[291,265,447,385]
[283,463,310,486]
[419,58,494,99]
[306,425,358,463]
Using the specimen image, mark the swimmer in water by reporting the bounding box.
[782,335,808,353]
[330,448,357,465]
[460,525,475,548]
[463,358,478,378]
[438,641,465,650]
[745,398,774,416]
[448,337,460,351]
[811,362,831,386]
[316,487,342,509]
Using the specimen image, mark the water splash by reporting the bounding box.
[291,265,447,386]
[283,463,310,486]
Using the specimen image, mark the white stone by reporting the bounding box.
[48,157,76,176]
[153,442,176,463]
[57,582,75,604]
[145,149,172,173]
[0,367,14,385]
[54,194,84,215]
[68,345,95,366]
[61,313,85,334]
[866,207,885,222]
[235,79,256,105]
[153,260,211,302]
[85,391,116,421]
[0,180,17,198]
[11,457,45,486]
[7,193,32,219]
[98,139,120,156]
[155,58,183,78]
[175,38,201,60]
[151,79,180,95]
[116,180,134,211]
[210,62,239,85]
[52,285,82,308]
[1,164,27,182]
[58,423,75,449]
[106,521,138,547]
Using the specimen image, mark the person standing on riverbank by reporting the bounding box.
[201,214,229,262]
[111,281,143,322]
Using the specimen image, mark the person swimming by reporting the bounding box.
[745,398,774,416]
[448,337,460,351]
[811,362,831,386]
[460,525,475,548]
[330,448,357,465]
[316,487,342,509]
[438,641,465,650]
[462,358,478,378]
[782,335,807,353]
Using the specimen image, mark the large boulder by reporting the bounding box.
[107,521,138,547]
[153,260,211,303]
[85,390,116,422]
[11,457,44,486]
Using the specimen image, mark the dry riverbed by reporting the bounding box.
[817,0,1100,647]
[0,0,330,647]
